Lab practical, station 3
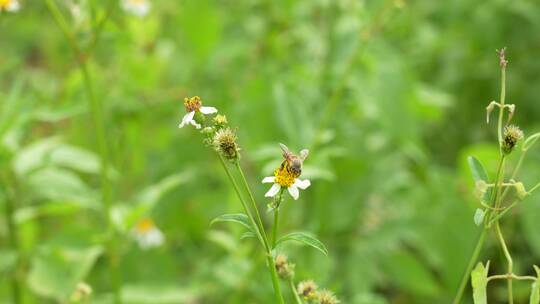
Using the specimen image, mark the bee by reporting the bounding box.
[279,143,309,176]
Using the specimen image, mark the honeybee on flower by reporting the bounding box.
[262,143,311,200]
[178,96,218,129]
[121,0,151,17]
[132,218,164,249]
[0,0,20,13]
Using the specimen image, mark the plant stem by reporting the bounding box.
[452,228,487,304]
[273,205,280,249]
[495,222,514,304]
[487,273,536,282]
[290,279,303,304]
[234,162,285,304]
[497,64,506,147]
[217,156,265,247]
[272,190,284,249]
[45,1,121,302]
[1,171,21,304]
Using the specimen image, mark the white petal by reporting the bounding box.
[178,111,195,128]
[287,185,299,200]
[200,106,218,114]
[265,183,281,197]
[189,119,201,129]
[262,176,275,184]
[7,0,20,11]
[294,179,311,190]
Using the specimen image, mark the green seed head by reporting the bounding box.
[213,127,240,162]
[275,254,295,280]
[318,289,340,304]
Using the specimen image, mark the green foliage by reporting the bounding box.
[277,232,328,256]
[471,261,489,304]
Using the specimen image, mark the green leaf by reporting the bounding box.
[471,261,490,304]
[474,208,485,226]
[122,284,197,303]
[240,231,256,240]
[210,213,254,232]
[468,156,489,183]
[276,231,328,256]
[382,251,440,297]
[27,246,103,301]
[530,265,540,304]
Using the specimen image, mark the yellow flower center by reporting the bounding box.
[274,165,298,187]
[184,96,202,112]
[136,218,155,234]
[0,0,12,9]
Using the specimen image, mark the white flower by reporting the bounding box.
[178,96,218,129]
[132,218,164,249]
[262,175,311,200]
[0,0,20,12]
[121,0,150,17]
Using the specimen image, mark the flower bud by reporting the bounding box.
[275,254,295,280]
[213,127,240,162]
[501,125,524,155]
[297,280,319,303]
[318,289,340,304]
[213,114,228,128]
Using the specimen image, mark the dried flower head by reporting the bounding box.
[0,0,20,12]
[297,280,319,303]
[502,124,524,154]
[275,254,295,280]
[318,289,340,304]
[213,127,240,162]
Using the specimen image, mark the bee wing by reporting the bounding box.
[279,143,290,154]
[299,149,309,161]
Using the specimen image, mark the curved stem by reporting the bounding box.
[290,279,303,304]
[495,223,514,304]
[45,1,121,302]
[488,273,536,282]
[497,65,506,148]
[217,156,265,248]
[232,162,285,304]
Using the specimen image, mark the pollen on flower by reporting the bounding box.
[274,166,297,187]
[184,96,202,112]
[0,0,18,11]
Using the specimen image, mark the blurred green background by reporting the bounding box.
[2,0,540,303]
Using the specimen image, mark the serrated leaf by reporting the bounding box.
[210,213,254,232]
[471,261,490,304]
[277,231,328,256]
[468,156,489,183]
[474,209,485,226]
[530,265,540,304]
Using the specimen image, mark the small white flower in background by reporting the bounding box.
[132,218,164,249]
[121,0,150,17]
[0,0,20,13]
[179,96,218,129]
[262,144,311,200]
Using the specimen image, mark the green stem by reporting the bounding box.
[1,171,21,304]
[273,205,280,249]
[217,156,265,248]
[234,162,285,304]
[497,65,506,148]
[495,223,514,304]
[290,279,303,304]
[452,228,487,304]
[272,189,284,249]
[44,1,121,302]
